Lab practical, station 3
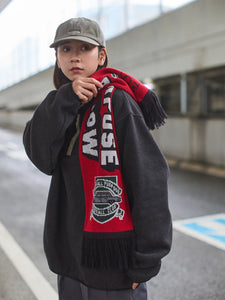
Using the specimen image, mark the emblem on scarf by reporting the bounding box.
[91,176,125,224]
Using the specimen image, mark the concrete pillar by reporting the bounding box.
[180,73,187,114]
[200,77,208,115]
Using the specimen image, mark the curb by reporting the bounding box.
[167,158,225,179]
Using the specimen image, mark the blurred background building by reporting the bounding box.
[0,0,225,170]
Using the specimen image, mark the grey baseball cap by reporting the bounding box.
[50,17,106,48]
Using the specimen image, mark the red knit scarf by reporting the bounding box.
[79,68,167,270]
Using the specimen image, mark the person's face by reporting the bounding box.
[56,40,106,81]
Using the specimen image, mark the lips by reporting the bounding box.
[70,67,83,72]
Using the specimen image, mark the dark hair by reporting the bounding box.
[53,46,108,90]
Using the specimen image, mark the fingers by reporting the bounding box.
[132,283,139,290]
[72,77,103,104]
[91,78,104,89]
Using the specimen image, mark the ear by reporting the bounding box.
[98,48,107,66]
[55,51,61,69]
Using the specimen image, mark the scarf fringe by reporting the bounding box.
[82,232,135,271]
[140,90,168,130]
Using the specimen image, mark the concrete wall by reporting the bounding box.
[153,118,225,167]
[0,110,33,130]
[0,67,54,110]
[107,0,225,80]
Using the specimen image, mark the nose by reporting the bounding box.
[70,49,81,62]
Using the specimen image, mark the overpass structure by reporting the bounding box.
[0,0,225,169]
[0,0,11,12]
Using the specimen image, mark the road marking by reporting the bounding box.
[7,149,27,160]
[0,128,27,161]
[0,221,58,300]
[173,213,225,251]
[0,140,27,161]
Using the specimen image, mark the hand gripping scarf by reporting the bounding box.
[79,68,167,270]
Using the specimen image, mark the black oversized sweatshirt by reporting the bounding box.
[23,82,172,290]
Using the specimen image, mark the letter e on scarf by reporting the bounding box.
[101,150,118,166]
[103,114,112,129]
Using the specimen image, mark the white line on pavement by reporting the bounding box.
[173,213,225,252]
[0,221,58,300]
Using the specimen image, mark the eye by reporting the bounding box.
[58,44,71,52]
[81,44,90,51]
[62,46,70,52]
[81,43,95,51]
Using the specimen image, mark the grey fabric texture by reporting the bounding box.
[58,275,147,300]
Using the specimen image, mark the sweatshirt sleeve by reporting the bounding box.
[23,83,81,175]
[112,89,172,283]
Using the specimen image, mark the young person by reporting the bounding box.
[23,17,172,300]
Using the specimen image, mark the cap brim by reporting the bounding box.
[50,36,101,48]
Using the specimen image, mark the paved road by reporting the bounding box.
[0,127,225,300]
